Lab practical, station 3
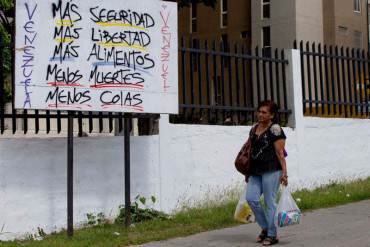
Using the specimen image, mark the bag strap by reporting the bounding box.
[249,124,258,137]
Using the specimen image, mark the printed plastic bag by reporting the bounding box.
[234,184,254,223]
[275,186,301,227]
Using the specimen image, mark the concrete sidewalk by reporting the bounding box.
[133,199,370,247]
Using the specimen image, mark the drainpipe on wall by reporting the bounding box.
[367,0,369,52]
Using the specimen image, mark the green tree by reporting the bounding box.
[0,0,13,74]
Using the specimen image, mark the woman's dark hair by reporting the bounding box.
[258,100,279,123]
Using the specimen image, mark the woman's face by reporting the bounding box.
[257,106,274,123]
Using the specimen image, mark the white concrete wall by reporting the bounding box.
[1,49,370,240]
[2,114,369,240]
[157,115,370,210]
[0,136,161,240]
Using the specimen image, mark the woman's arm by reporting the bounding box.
[274,139,288,186]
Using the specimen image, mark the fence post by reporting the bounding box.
[0,35,4,134]
[284,49,304,129]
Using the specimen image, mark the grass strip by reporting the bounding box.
[1,177,370,247]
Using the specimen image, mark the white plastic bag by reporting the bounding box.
[234,184,254,223]
[275,186,301,227]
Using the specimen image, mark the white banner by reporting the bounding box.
[15,0,178,113]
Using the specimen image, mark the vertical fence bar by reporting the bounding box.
[255,47,261,104]
[99,112,103,133]
[234,44,241,122]
[220,41,226,121]
[204,41,211,122]
[212,41,218,121]
[361,50,367,116]
[118,113,123,133]
[241,45,247,107]
[334,46,342,115]
[269,50,274,102]
[227,42,233,122]
[57,110,62,133]
[11,105,15,134]
[323,45,330,115]
[306,42,313,114]
[318,44,325,115]
[78,111,83,136]
[262,56,268,100]
[281,50,288,119]
[11,23,16,134]
[241,45,247,116]
[88,111,93,133]
[23,109,28,134]
[108,112,113,133]
[275,49,281,112]
[189,38,195,120]
[340,47,348,118]
[247,46,255,122]
[347,48,354,116]
[356,49,362,115]
[181,38,187,118]
[124,114,131,227]
[312,43,319,113]
[67,111,74,237]
[35,110,39,134]
[299,41,306,114]
[46,110,51,133]
[366,51,370,116]
[329,46,336,115]
[351,49,359,115]
[197,40,203,121]
[0,36,4,134]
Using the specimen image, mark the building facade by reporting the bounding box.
[177,0,370,51]
[178,0,251,48]
[252,0,369,51]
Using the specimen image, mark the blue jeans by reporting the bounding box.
[246,170,281,237]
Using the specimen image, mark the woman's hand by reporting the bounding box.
[280,172,288,186]
[274,139,288,186]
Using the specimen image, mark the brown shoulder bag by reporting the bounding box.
[234,126,257,175]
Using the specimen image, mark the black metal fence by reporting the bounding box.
[171,38,291,126]
[295,40,370,118]
[1,35,292,136]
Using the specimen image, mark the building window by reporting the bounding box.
[221,0,228,28]
[354,0,361,13]
[353,30,363,49]
[338,26,349,36]
[262,26,271,57]
[262,0,270,19]
[191,3,197,33]
[241,30,251,39]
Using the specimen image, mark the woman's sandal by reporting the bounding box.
[256,229,268,242]
[262,236,279,246]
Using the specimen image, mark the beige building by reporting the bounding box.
[178,0,251,48]
[252,0,369,52]
[178,0,369,51]
[323,0,368,50]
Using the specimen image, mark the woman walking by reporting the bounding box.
[246,100,288,246]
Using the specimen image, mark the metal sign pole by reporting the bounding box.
[67,111,74,236]
[124,114,131,227]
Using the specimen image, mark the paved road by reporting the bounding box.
[132,199,370,247]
